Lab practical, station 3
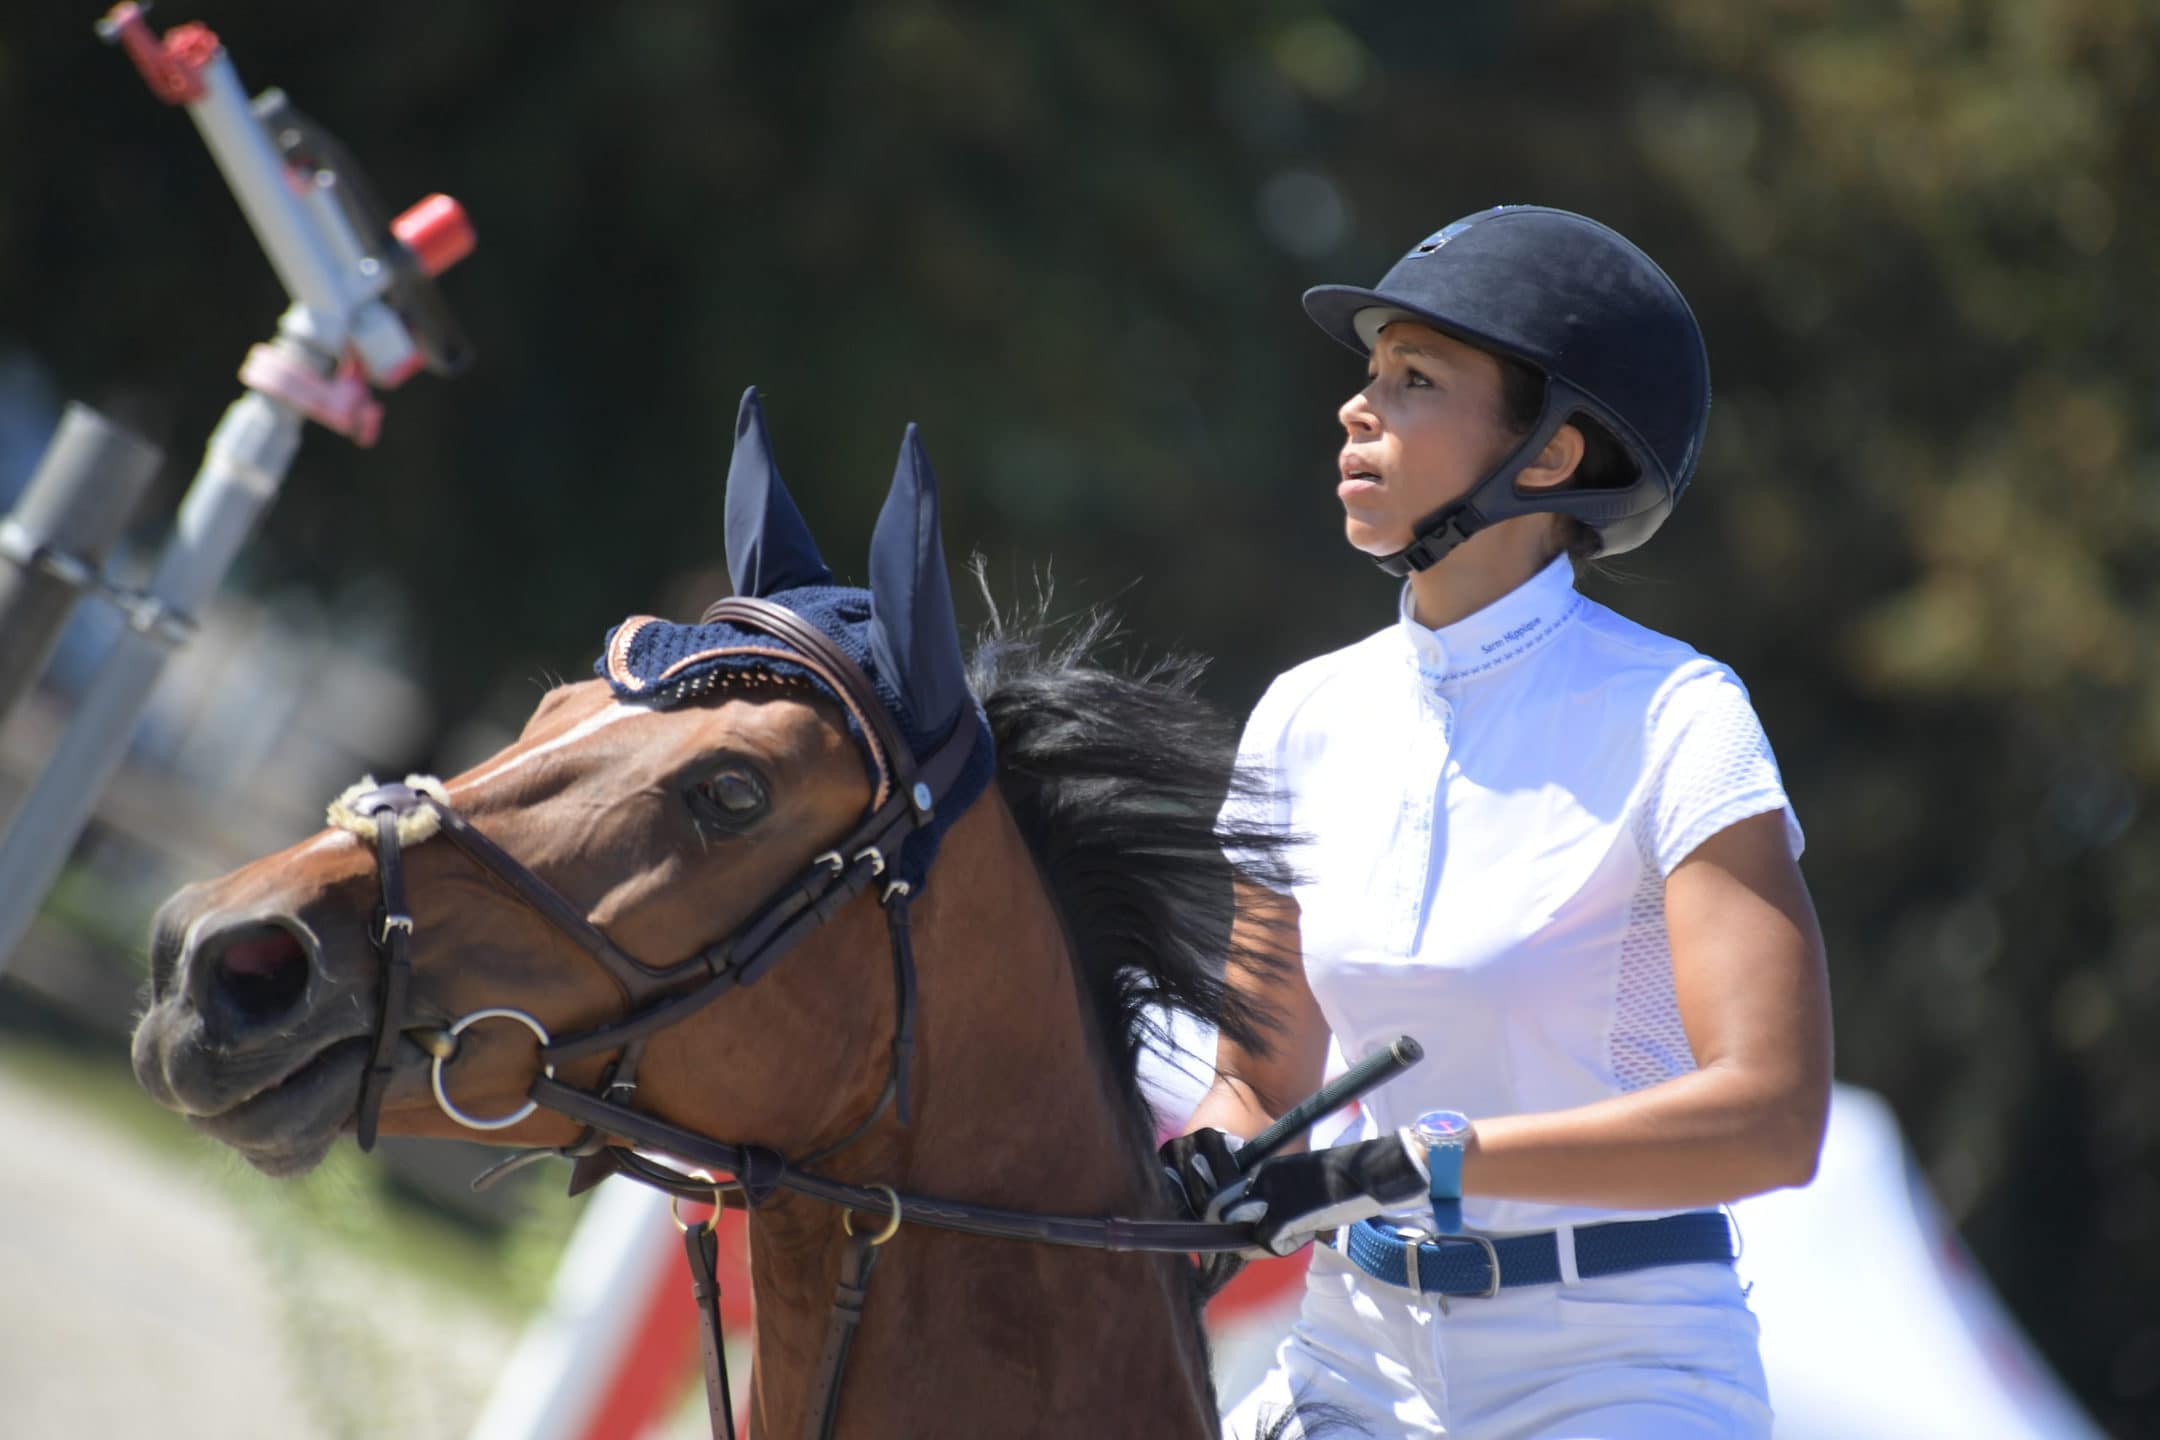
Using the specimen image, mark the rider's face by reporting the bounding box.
[1333,323,1519,557]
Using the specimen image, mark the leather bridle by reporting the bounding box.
[338,596,1254,1440]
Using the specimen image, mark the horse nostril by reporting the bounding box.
[204,923,313,1030]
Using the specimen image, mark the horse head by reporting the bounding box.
[129,387,1277,1434]
[131,386,992,1178]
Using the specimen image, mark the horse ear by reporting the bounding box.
[867,424,969,739]
[724,387,833,599]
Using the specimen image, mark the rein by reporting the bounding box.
[341,595,1254,1440]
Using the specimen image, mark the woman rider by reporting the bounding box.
[1165,206,1832,1438]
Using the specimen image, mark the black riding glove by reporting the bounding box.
[1157,1127,1254,1300]
[1215,1132,1430,1257]
[1158,1127,1247,1221]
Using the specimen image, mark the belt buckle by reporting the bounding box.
[1400,1229,1501,1315]
[1445,1232,1502,1300]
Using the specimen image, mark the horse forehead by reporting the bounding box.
[518,678,607,737]
[456,696,655,796]
[467,687,855,798]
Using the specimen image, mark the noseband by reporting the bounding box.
[341,595,1254,1440]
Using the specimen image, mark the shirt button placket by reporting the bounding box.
[1392,673,1449,954]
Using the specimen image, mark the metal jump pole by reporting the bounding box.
[0,5,476,974]
[0,404,165,736]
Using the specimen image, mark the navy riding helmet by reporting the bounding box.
[1304,205,1711,574]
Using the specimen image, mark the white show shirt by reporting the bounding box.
[1226,554,1803,1236]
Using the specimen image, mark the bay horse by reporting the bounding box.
[129,389,1310,1439]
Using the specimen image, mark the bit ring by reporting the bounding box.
[428,1007,555,1131]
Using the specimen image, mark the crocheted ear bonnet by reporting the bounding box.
[595,388,992,890]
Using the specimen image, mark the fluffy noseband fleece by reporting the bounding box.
[325,774,454,846]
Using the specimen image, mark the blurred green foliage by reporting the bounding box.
[3,1,2154,1431]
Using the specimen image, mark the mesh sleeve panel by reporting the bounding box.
[1610,864,1697,1092]
[1610,665,1803,1092]
[1637,668,1803,878]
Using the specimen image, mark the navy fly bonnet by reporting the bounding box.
[595,388,994,890]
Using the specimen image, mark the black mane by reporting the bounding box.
[968,601,1354,1437]
[965,592,1298,1123]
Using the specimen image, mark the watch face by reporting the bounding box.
[1415,1109,1471,1144]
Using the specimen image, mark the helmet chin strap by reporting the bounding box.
[1373,502,1479,577]
[1370,391,1580,579]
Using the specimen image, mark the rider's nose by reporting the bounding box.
[1338,387,1380,438]
[187,919,316,1041]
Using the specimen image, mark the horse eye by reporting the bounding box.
[690,768,768,827]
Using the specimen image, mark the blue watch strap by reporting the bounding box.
[1425,1142,1464,1235]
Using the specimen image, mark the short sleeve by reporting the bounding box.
[1217,676,1296,891]
[1637,667,1804,876]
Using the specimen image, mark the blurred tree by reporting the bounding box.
[1540,6,2159,1430]
[2,0,2152,1431]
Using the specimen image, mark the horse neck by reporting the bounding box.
[740,790,1219,1438]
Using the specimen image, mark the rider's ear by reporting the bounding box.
[723,386,834,600]
[867,424,969,740]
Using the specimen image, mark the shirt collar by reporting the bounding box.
[1396,553,1583,684]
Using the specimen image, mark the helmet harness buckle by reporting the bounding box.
[1372,380,1593,578]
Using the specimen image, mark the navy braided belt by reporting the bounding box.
[1342,1211,1734,1295]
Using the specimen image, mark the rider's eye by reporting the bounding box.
[689,767,769,829]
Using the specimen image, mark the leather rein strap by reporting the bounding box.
[346,595,1259,1439]
[533,1075,1258,1253]
[683,1214,737,1439]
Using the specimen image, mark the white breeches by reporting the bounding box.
[1223,1241,1773,1440]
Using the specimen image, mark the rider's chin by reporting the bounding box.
[1343,514,1411,557]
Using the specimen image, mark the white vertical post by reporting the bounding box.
[466,1181,682,1440]
[0,388,303,971]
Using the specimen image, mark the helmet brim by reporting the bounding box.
[1301,284,1530,365]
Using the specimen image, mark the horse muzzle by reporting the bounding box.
[131,895,376,1175]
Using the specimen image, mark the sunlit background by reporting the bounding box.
[0,3,2153,1437]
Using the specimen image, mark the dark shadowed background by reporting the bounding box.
[1,3,2154,1434]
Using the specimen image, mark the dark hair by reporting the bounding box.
[1495,355,1635,566]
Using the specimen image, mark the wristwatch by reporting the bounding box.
[1412,1109,1472,1234]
